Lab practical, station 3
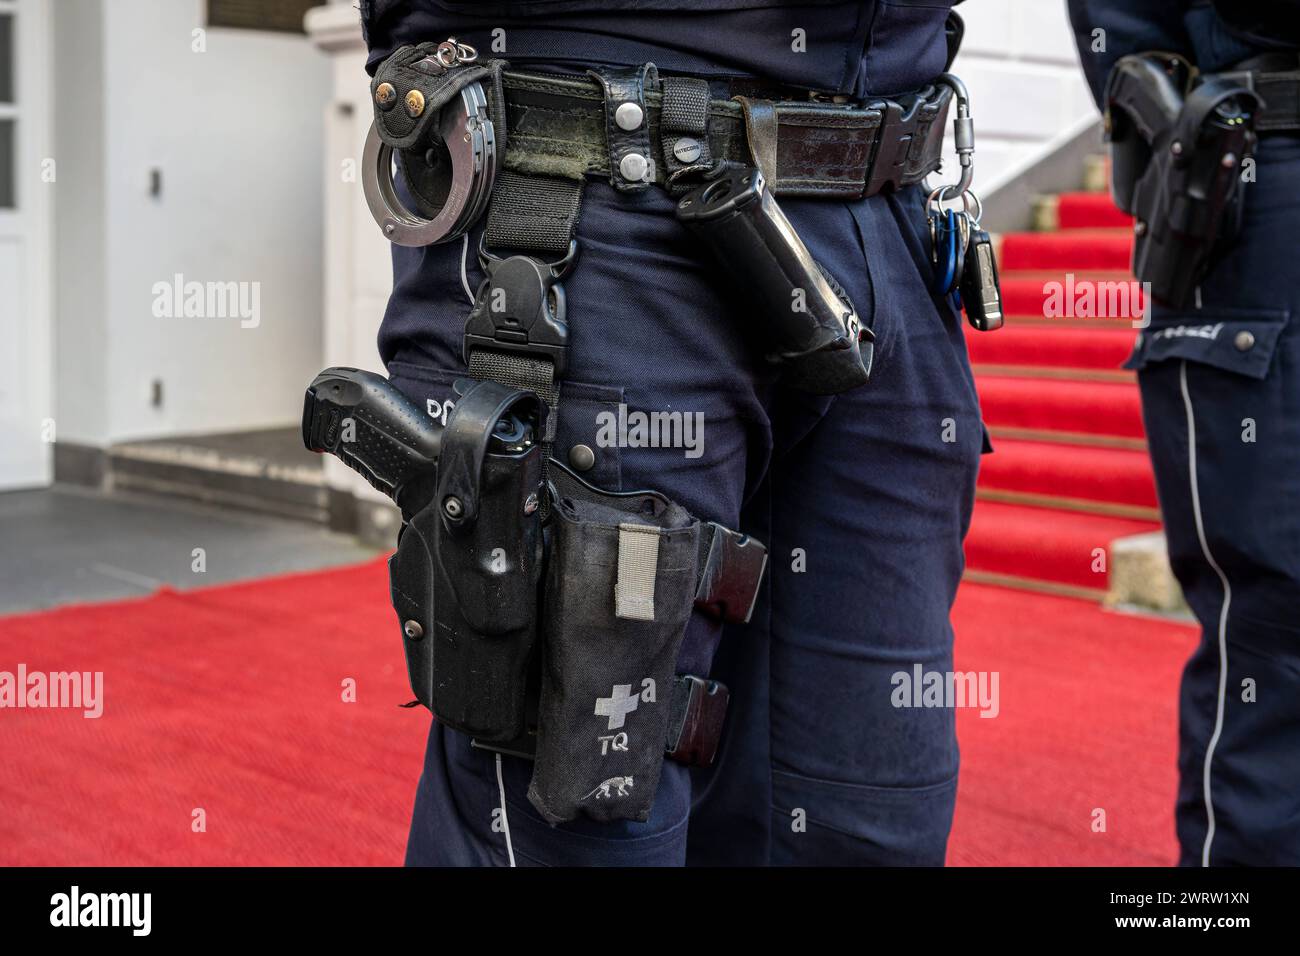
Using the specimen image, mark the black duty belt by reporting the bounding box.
[1219,55,1300,133]
[498,69,953,199]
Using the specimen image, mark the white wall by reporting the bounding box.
[946,0,1097,197]
[51,0,107,446]
[53,0,332,445]
[308,0,396,505]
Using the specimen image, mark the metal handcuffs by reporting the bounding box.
[361,40,496,247]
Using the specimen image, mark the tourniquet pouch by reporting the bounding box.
[527,491,701,825]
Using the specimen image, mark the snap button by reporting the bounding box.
[404,89,426,118]
[569,444,596,472]
[1234,330,1255,352]
[374,82,397,110]
[615,102,644,131]
[619,152,649,182]
[673,136,702,164]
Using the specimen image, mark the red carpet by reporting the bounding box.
[963,180,1161,595]
[1056,191,1134,230]
[977,440,1157,510]
[0,560,426,866]
[964,325,1135,371]
[0,562,1195,866]
[978,376,1146,439]
[948,583,1194,866]
[1000,229,1133,271]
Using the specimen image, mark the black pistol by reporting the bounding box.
[302,367,444,519]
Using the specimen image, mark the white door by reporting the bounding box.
[0,0,51,490]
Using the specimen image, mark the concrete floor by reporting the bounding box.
[0,485,380,616]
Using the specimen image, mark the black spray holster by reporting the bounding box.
[1105,53,1260,309]
[305,366,767,826]
[676,165,873,395]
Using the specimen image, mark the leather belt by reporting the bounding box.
[497,69,953,199]
[1219,55,1300,134]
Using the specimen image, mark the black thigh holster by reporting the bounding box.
[389,381,546,743]
[387,398,766,826]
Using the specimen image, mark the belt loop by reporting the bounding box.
[732,95,779,187]
[588,63,660,191]
[660,76,715,193]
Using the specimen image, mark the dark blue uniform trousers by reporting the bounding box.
[1126,133,1300,866]
[383,176,984,865]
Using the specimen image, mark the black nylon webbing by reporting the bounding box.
[472,171,585,512]
[660,76,714,191]
[484,170,584,256]
[467,350,559,442]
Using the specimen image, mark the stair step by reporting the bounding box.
[1001,230,1133,271]
[1001,274,1146,321]
[1083,154,1109,194]
[1056,192,1133,230]
[107,429,331,525]
[976,376,1146,441]
[964,501,1159,594]
[965,325,1136,371]
[977,438,1158,513]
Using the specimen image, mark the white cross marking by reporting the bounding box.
[594,683,640,730]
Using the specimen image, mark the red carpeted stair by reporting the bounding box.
[963,184,1160,599]
[1056,190,1135,229]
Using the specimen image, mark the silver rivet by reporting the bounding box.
[523,492,539,515]
[615,102,644,131]
[1171,140,1183,156]
[1234,330,1255,351]
[569,444,596,472]
[673,136,702,164]
[443,496,463,518]
[403,620,424,640]
[619,152,649,182]
[1222,152,1237,169]
[1134,220,1147,236]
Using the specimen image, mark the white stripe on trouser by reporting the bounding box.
[495,753,517,867]
[1178,359,1233,867]
[460,233,475,306]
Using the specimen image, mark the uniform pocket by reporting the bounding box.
[387,361,626,489]
[1125,307,1290,380]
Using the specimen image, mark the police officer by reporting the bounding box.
[1068,0,1300,866]
[360,0,984,866]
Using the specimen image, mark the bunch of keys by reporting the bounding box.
[927,186,1003,332]
[926,74,1004,332]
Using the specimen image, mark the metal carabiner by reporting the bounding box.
[931,73,975,199]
